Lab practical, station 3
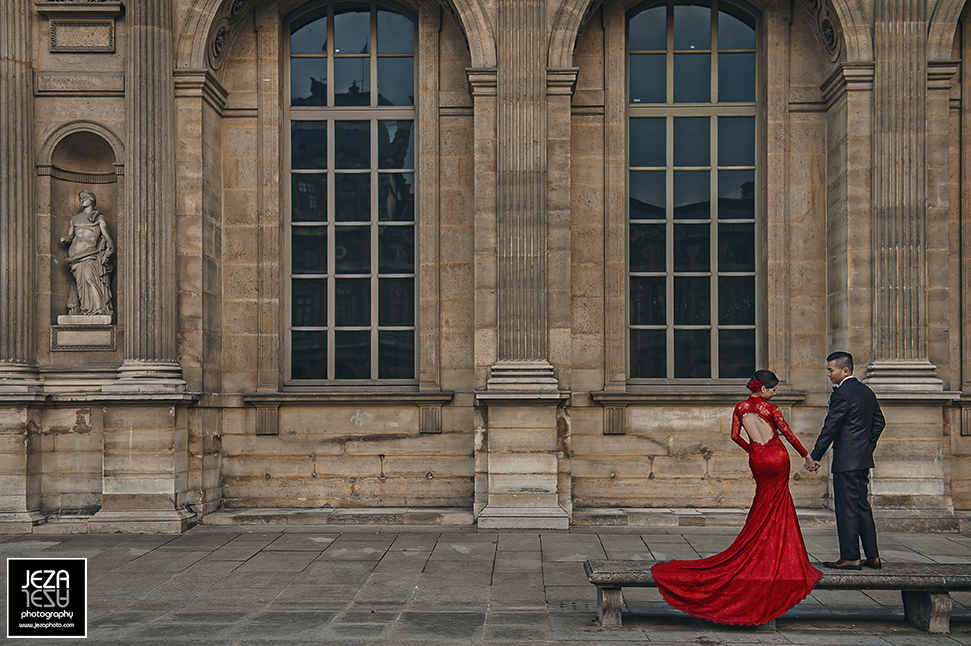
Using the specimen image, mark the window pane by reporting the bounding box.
[674,276,709,324]
[379,120,415,169]
[334,6,370,54]
[291,59,328,106]
[292,331,328,379]
[673,170,709,219]
[718,223,755,271]
[674,223,710,272]
[334,58,371,105]
[718,7,755,50]
[629,171,665,220]
[379,277,414,326]
[292,227,328,274]
[673,53,710,103]
[629,5,666,51]
[630,329,666,378]
[673,2,710,50]
[719,276,755,325]
[717,170,754,219]
[379,330,414,379]
[378,173,415,221]
[630,276,665,326]
[718,116,755,166]
[719,329,755,378]
[377,58,415,106]
[718,53,755,103]
[292,122,328,169]
[292,175,327,222]
[335,278,370,326]
[334,174,370,221]
[334,121,370,169]
[379,226,414,274]
[377,9,414,53]
[629,54,665,104]
[674,329,711,378]
[291,13,328,54]
[335,330,370,379]
[335,227,370,274]
[629,223,665,272]
[629,118,665,168]
[674,117,708,166]
[292,279,327,326]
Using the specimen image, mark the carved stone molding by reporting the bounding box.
[206,0,258,71]
[799,0,843,62]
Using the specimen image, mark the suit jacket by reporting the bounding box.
[810,377,886,472]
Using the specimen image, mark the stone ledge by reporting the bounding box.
[201,507,474,526]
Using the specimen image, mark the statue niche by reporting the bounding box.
[60,189,115,318]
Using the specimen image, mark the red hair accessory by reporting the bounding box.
[746,378,764,393]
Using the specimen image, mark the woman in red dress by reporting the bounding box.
[651,370,822,626]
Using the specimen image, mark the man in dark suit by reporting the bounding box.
[804,351,886,570]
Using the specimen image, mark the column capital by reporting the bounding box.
[820,61,874,106]
[927,60,960,90]
[466,67,497,96]
[546,67,579,96]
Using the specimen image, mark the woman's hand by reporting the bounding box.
[803,456,820,473]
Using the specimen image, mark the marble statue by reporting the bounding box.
[60,189,114,317]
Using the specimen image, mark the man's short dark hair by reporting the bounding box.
[827,351,853,372]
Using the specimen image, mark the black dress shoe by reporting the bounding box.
[862,557,882,569]
[822,559,862,570]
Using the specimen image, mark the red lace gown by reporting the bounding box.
[650,396,822,626]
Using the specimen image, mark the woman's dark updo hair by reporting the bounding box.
[746,369,780,393]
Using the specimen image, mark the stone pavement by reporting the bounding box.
[2,524,971,645]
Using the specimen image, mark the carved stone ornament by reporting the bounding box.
[59,189,115,319]
[206,0,256,69]
[800,0,843,62]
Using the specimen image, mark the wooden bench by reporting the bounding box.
[584,560,971,634]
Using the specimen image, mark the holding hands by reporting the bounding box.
[803,456,820,473]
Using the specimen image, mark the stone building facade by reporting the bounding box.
[1,0,970,532]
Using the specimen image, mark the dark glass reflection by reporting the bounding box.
[335,121,370,169]
[674,223,710,272]
[717,170,755,220]
[292,174,327,222]
[673,170,710,219]
[718,53,755,103]
[629,5,666,51]
[291,59,328,106]
[334,58,370,106]
[629,223,665,272]
[292,279,327,326]
[719,329,755,379]
[335,278,370,326]
[378,173,415,221]
[335,330,370,379]
[630,328,666,378]
[291,13,327,55]
[291,331,328,379]
[334,6,369,54]
[718,276,755,325]
[674,117,709,166]
[377,9,414,53]
[379,330,414,379]
[718,117,755,166]
[674,276,709,325]
[334,226,370,273]
[630,276,665,326]
[674,329,711,378]
[629,118,665,168]
[292,227,328,274]
[673,2,710,50]
[292,122,328,169]
[629,171,665,220]
[629,54,665,104]
[379,277,414,326]
[379,226,415,274]
[674,53,710,103]
[379,121,414,169]
[334,174,370,221]
[718,7,755,50]
[377,58,414,106]
[718,223,755,272]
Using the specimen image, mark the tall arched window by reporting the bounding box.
[286,1,417,382]
[627,0,758,380]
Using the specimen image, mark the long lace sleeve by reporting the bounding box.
[770,403,808,457]
[731,404,751,453]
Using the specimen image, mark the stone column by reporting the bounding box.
[0,0,39,389]
[113,0,184,388]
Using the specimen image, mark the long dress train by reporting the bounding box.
[650,396,822,626]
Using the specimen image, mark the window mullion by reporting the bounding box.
[327,119,336,382]
[666,113,674,380]
[371,119,380,380]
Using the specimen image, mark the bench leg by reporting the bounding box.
[597,586,623,629]
[902,590,952,634]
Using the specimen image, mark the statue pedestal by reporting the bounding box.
[57,315,112,325]
[52,316,115,351]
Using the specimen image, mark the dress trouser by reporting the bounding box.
[832,469,879,560]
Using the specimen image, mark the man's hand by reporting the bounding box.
[803,456,820,473]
